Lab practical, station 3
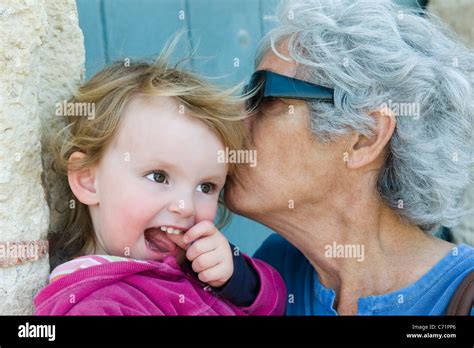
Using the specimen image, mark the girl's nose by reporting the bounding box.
[168,196,195,218]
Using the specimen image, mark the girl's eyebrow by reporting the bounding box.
[152,160,177,170]
[200,174,226,184]
[143,158,226,183]
[135,159,179,176]
[141,157,178,171]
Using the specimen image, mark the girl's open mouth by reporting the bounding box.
[144,227,179,254]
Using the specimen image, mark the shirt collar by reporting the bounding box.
[312,244,470,315]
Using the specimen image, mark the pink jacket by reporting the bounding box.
[34,254,286,316]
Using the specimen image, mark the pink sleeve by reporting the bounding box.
[65,299,130,315]
[65,299,164,316]
[63,294,166,316]
[238,254,287,315]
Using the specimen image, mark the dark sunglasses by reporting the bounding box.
[243,70,334,112]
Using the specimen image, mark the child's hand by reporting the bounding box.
[169,220,234,288]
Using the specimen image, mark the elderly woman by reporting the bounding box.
[225,0,474,315]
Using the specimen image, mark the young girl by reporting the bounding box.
[33,54,286,315]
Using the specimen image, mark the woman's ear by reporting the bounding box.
[346,107,396,169]
[67,151,99,206]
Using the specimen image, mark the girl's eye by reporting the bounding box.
[146,171,168,184]
[197,183,215,194]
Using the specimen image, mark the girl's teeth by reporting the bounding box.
[158,226,182,234]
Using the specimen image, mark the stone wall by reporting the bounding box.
[0,0,84,314]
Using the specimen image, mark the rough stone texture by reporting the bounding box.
[0,0,84,314]
[428,0,474,246]
[37,1,85,233]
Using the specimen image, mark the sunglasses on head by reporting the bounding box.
[243,70,334,112]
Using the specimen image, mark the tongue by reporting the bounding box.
[145,228,177,253]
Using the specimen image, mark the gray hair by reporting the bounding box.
[256,0,474,232]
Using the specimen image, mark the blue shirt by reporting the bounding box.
[254,234,474,315]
